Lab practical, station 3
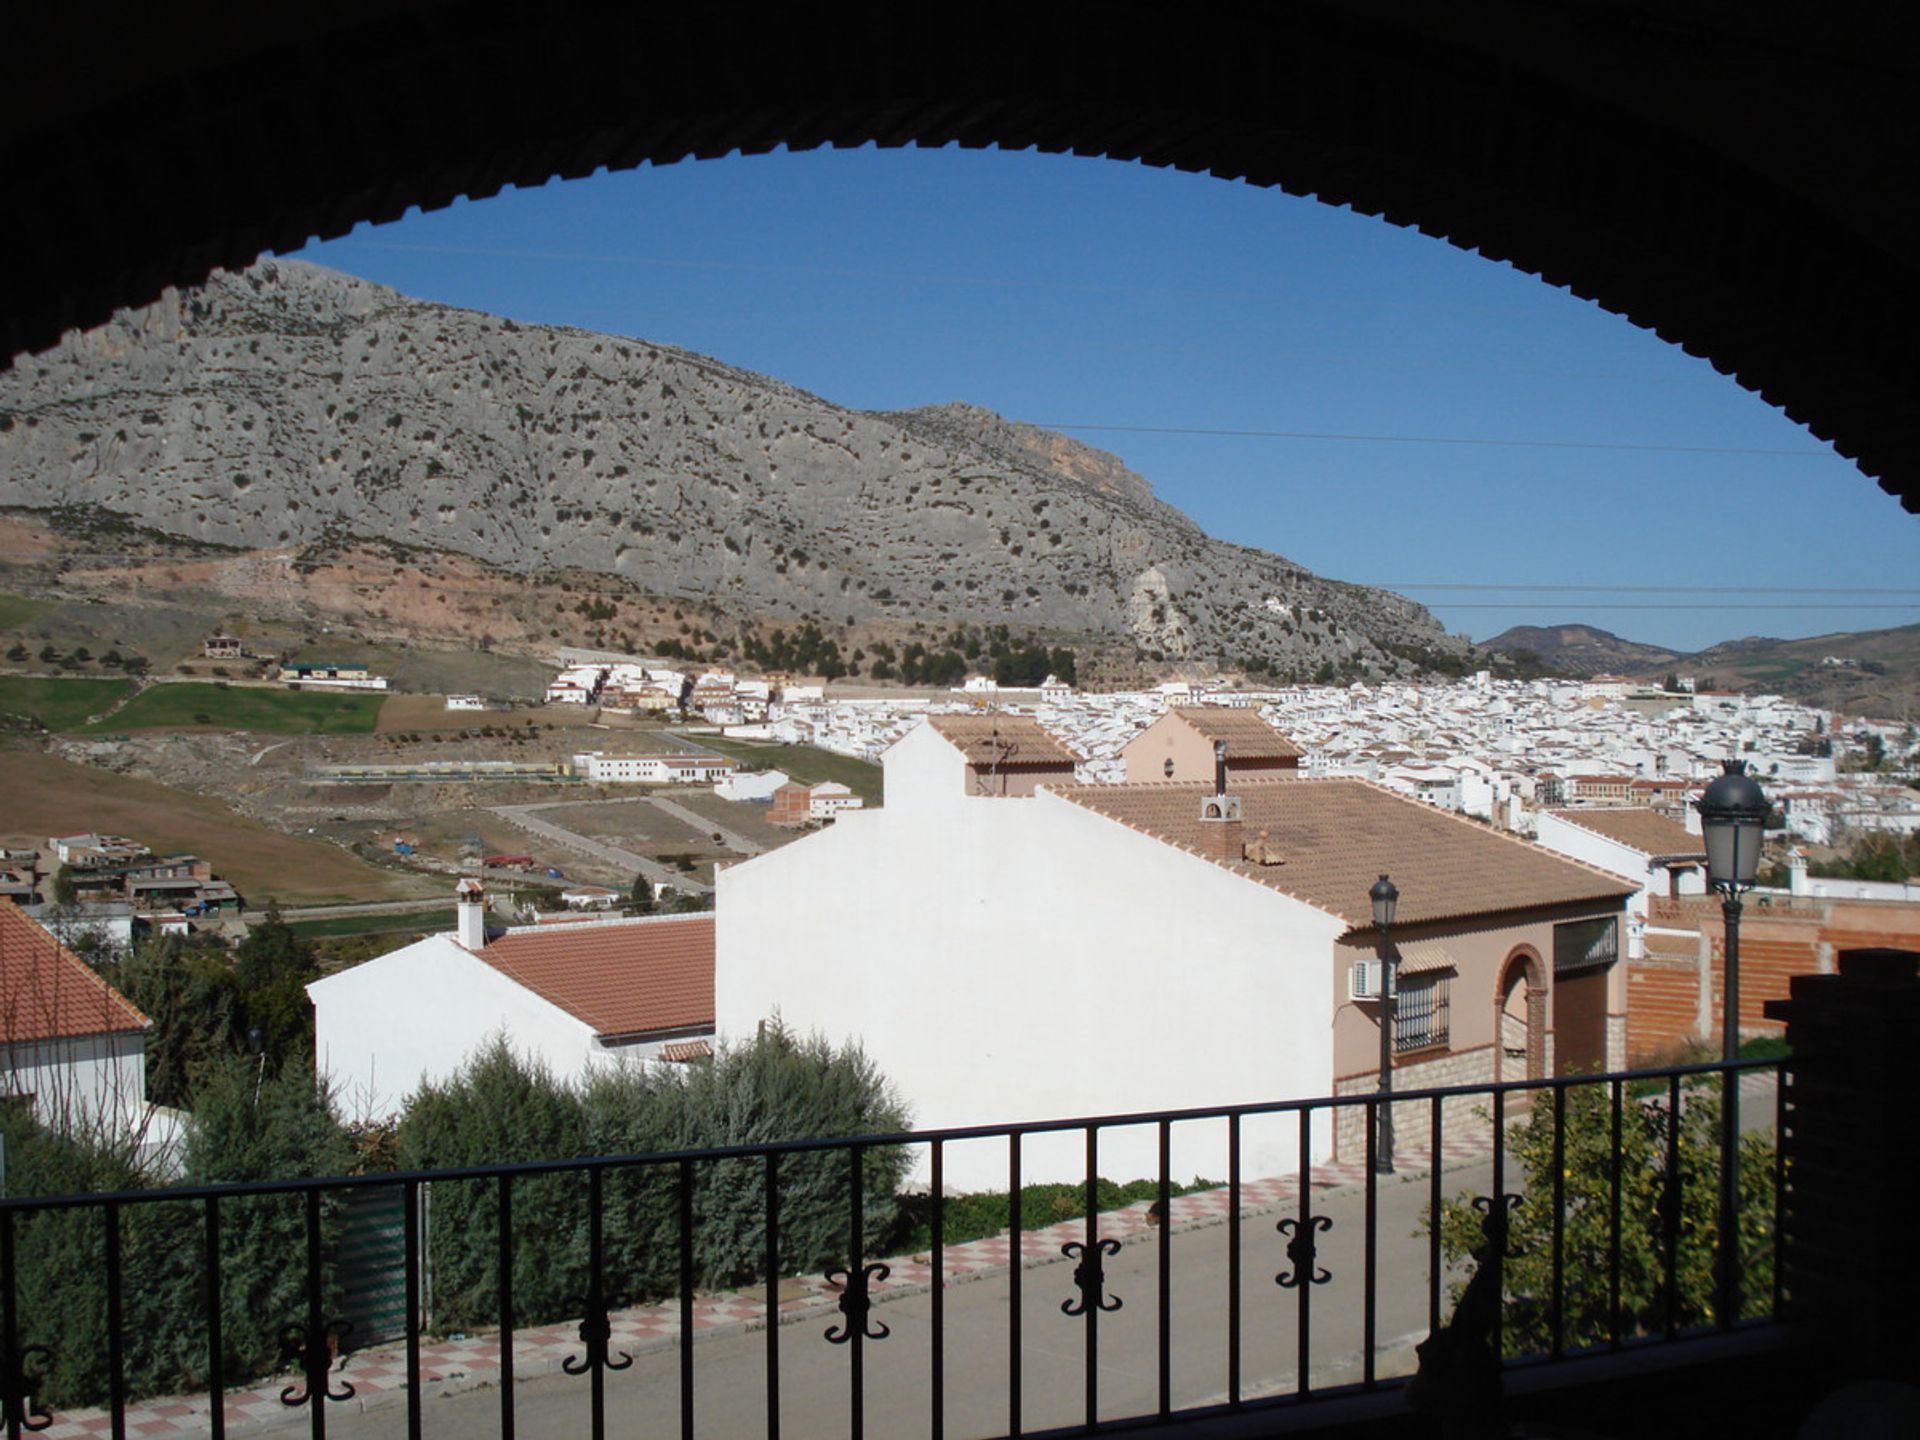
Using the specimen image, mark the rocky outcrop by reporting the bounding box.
[0,260,1465,675]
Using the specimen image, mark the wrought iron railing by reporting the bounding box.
[0,1058,1787,1439]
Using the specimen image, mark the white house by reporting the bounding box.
[308,882,715,1120]
[717,719,1633,1190]
[1,902,177,1168]
[715,769,790,803]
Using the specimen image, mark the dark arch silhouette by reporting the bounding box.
[7,3,1917,510]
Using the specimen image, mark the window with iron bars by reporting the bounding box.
[1395,973,1450,1052]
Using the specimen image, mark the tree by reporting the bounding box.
[629,872,656,914]
[231,902,320,1070]
[51,862,76,905]
[1432,1083,1775,1352]
[94,934,244,1107]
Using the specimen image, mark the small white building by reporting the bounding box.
[714,769,790,803]
[573,752,737,785]
[308,882,715,1120]
[1,903,177,1167]
[446,694,490,711]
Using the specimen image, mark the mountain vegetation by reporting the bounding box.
[0,260,1466,681]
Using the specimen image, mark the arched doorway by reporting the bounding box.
[1497,946,1547,1084]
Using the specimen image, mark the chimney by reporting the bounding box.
[1213,739,1229,795]
[456,877,488,949]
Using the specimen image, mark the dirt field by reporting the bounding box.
[0,744,436,905]
[666,790,798,850]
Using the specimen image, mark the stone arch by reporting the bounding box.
[6,7,1919,510]
[1496,945,1548,1084]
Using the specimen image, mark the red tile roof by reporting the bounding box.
[0,902,148,1044]
[1547,808,1705,860]
[926,714,1078,767]
[469,915,713,1040]
[1167,708,1305,759]
[1054,779,1634,930]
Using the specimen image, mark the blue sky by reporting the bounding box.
[293,145,1918,654]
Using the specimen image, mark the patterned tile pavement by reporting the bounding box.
[40,1131,1504,1437]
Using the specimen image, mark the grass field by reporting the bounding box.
[0,675,135,729]
[691,734,884,804]
[0,593,51,629]
[0,746,432,904]
[286,909,455,939]
[81,682,384,735]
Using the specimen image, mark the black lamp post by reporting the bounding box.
[1694,757,1769,1329]
[1370,874,1399,1174]
[1696,759,1770,1062]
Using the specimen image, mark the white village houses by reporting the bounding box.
[718,715,1634,1191]
[308,881,715,1119]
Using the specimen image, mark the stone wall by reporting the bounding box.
[1332,1043,1498,1162]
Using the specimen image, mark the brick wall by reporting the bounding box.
[1626,950,1701,1063]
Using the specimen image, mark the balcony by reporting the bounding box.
[2,948,1913,1439]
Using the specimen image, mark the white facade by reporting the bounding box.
[717,741,1343,1191]
[715,769,790,803]
[446,694,489,711]
[309,934,611,1120]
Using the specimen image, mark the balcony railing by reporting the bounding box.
[0,1059,1787,1440]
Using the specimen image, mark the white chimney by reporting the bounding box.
[456,877,488,949]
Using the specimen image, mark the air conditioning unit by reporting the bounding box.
[1349,961,1398,1002]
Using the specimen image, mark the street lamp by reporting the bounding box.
[1695,757,1769,1329]
[1370,873,1399,1174]
[1696,759,1770,1062]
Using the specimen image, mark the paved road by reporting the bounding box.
[488,803,713,895]
[255,1157,1496,1440]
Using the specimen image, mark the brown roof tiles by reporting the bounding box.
[471,915,713,1040]
[1167,708,1305,759]
[1547,809,1705,860]
[0,902,148,1044]
[1055,779,1633,930]
[926,714,1078,767]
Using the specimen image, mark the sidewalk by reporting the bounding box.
[39,1130,1496,1438]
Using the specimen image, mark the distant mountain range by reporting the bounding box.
[0,260,1466,682]
[1481,621,1920,713]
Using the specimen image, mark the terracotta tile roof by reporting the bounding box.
[1547,809,1705,860]
[0,902,148,1044]
[926,714,1078,767]
[470,915,713,1040]
[1054,779,1634,930]
[1168,708,1305,759]
[658,1039,714,1062]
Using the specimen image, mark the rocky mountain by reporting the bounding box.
[1477,624,1681,679]
[0,260,1464,677]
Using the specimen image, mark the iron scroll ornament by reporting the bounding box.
[562,1297,634,1376]
[1060,1237,1124,1317]
[1276,1214,1333,1289]
[824,1261,891,1344]
[277,1319,356,1407]
[0,1338,53,1433]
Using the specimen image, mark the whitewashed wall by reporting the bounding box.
[2,1030,148,1133]
[716,775,1344,1192]
[309,935,601,1121]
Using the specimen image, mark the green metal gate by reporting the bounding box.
[338,1184,411,1350]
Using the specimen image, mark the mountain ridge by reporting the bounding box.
[0,259,1465,679]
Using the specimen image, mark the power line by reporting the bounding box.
[1025,420,1830,459]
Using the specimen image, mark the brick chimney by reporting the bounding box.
[456,877,488,949]
[1198,742,1243,859]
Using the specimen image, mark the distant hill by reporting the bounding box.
[1477,624,1680,679]
[0,259,1466,682]
[1481,620,1920,715]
